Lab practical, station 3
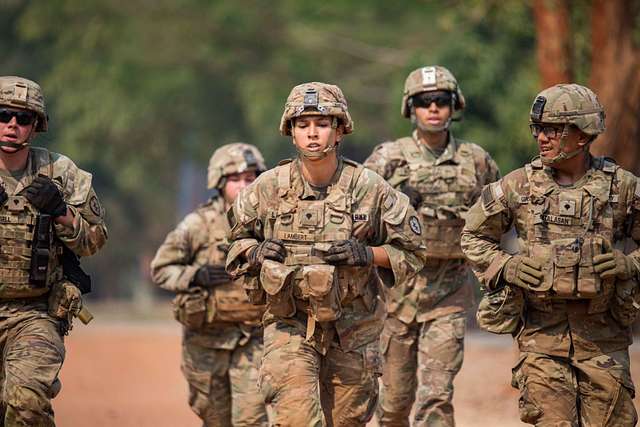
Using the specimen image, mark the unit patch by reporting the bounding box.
[409,216,422,235]
[89,196,102,216]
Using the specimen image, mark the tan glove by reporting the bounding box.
[503,255,544,289]
[48,281,82,325]
[593,250,637,280]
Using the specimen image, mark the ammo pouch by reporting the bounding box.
[208,281,264,323]
[299,264,341,322]
[260,260,296,317]
[535,237,607,299]
[420,215,465,259]
[610,278,640,327]
[173,287,207,330]
[476,285,524,335]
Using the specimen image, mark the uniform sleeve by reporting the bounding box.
[363,142,407,188]
[622,176,640,271]
[461,180,514,289]
[226,183,261,277]
[363,172,427,286]
[150,213,205,293]
[55,169,107,257]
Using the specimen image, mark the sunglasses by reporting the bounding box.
[529,123,565,139]
[412,92,452,109]
[0,109,36,126]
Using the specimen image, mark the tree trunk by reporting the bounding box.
[588,0,640,174]
[533,0,573,85]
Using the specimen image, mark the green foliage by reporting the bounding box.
[5,0,549,296]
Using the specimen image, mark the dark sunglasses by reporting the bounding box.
[0,109,36,126]
[529,123,565,139]
[412,91,452,109]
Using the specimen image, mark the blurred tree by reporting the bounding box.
[532,0,640,173]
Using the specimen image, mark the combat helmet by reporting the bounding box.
[530,83,605,165]
[0,76,48,132]
[207,143,266,190]
[401,66,465,120]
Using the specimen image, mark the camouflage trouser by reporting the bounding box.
[259,321,381,427]
[182,331,268,427]
[378,311,466,427]
[0,307,65,427]
[512,350,637,426]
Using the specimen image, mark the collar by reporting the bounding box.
[293,157,345,200]
[412,130,459,165]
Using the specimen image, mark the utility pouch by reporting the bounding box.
[611,278,640,326]
[48,281,82,324]
[302,264,340,322]
[576,237,604,298]
[173,287,207,330]
[551,238,581,297]
[421,217,465,259]
[243,275,265,305]
[209,281,264,323]
[260,260,296,317]
[476,285,525,335]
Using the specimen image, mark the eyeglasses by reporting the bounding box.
[529,123,565,139]
[412,92,452,109]
[0,109,36,126]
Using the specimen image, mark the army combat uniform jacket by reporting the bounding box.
[365,132,500,321]
[462,156,640,359]
[150,196,267,426]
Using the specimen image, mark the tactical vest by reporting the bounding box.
[398,137,477,259]
[198,200,264,324]
[259,160,376,329]
[0,149,63,298]
[521,157,617,305]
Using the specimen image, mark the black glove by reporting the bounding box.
[248,239,287,273]
[400,184,422,209]
[324,239,373,267]
[24,175,67,217]
[0,185,7,206]
[192,265,232,288]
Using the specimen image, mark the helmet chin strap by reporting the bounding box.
[0,125,35,152]
[540,124,586,166]
[292,117,339,160]
[410,106,452,133]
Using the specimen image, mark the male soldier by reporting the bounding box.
[150,143,268,427]
[461,83,640,426]
[364,65,499,426]
[226,82,427,426]
[0,76,107,425]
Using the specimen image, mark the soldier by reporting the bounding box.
[461,83,640,426]
[0,76,107,425]
[150,143,268,427]
[226,82,427,426]
[364,65,500,426]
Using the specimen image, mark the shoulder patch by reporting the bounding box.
[409,215,422,235]
[89,196,102,216]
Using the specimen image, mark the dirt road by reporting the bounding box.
[55,314,640,427]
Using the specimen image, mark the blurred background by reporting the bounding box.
[3,0,640,425]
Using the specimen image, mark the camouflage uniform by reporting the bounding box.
[0,77,107,426]
[151,143,268,427]
[462,84,639,426]
[227,82,428,427]
[364,66,500,427]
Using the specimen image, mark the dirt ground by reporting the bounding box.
[54,305,640,427]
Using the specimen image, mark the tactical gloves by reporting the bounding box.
[24,174,67,217]
[400,184,422,209]
[325,238,373,267]
[503,255,544,289]
[192,265,232,288]
[593,250,638,281]
[247,239,287,274]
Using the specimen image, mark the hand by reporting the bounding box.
[324,239,373,267]
[593,250,637,280]
[248,239,287,273]
[503,255,544,289]
[24,174,67,217]
[192,265,232,288]
[400,184,422,209]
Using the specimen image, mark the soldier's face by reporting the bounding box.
[0,107,36,153]
[413,97,452,131]
[292,115,343,157]
[223,170,257,203]
[536,124,588,161]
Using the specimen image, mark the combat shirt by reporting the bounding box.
[461,156,640,359]
[365,132,499,322]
